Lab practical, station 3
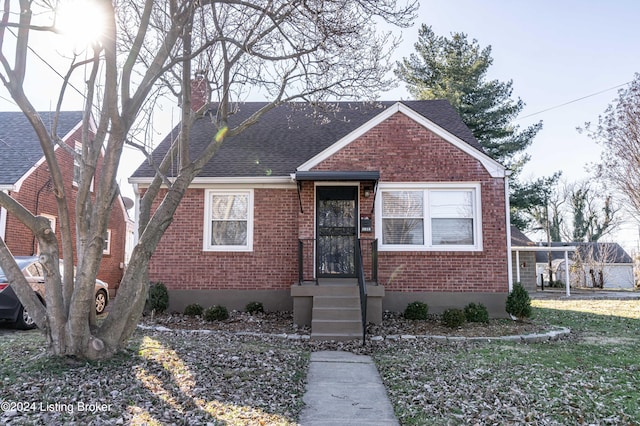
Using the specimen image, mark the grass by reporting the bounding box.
[0,298,638,424]
[0,330,308,425]
[374,298,640,425]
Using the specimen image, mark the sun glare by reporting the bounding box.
[55,0,108,47]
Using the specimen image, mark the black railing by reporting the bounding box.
[298,238,317,284]
[360,238,378,283]
[355,239,368,345]
[297,238,378,285]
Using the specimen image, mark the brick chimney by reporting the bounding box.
[190,72,210,113]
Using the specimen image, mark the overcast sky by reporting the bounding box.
[2,1,639,252]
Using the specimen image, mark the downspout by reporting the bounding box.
[32,177,53,255]
[133,183,140,245]
[0,191,7,241]
[504,172,513,292]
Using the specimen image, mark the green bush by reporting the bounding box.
[204,305,229,321]
[245,301,264,314]
[146,282,169,314]
[506,282,532,320]
[184,303,204,317]
[404,301,429,320]
[464,302,489,323]
[441,308,466,328]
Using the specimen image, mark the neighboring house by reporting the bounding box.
[510,226,537,292]
[130,93,512,338]
[0,111,129,297]
[539,242,635,289]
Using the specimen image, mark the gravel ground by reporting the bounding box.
[0,311,555,425]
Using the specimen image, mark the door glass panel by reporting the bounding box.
[317,187,357,277]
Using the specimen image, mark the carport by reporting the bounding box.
[511,245,576,296]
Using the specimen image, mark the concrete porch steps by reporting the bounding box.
[311,294,363,341]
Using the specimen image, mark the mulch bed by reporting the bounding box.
[141,310,551,339]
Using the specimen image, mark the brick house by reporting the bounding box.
[0,111,129,296]
[131,99,512,339]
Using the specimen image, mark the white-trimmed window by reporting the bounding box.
[72,141,94,191]
[103,229,112,255]
[377,184,482,251]
[41,214,57,233]
[203,189,254,252]
[35,214,57,255]
[73,141,82,187]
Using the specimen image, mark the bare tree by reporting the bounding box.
[570,243,621,288]
[530,178,620,242]
[0,0,417,359]
[584,73,640,221]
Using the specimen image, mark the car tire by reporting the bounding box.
[15,304,37,330]
[95,289,108,315]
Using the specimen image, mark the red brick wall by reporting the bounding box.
[146,111,508,295]
[308,112,509,293]
[4,127,127,290]
[148,188,299,291]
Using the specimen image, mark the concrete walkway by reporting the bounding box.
[299,351,398,426]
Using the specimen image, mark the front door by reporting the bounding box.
[316,186,358,277]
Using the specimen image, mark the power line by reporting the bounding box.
[0,94,17,106]
[517,81,632,120]
[7,27,86,98]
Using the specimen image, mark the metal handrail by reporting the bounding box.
[298,237,378,285]
[297,238,317,285]
[356,239,367,345]
[358,237,378,284]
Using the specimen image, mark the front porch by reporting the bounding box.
[290,279,385,340]
[291,237,383,341]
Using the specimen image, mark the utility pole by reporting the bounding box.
[545,200,552,291]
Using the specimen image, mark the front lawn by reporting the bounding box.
[374,299,640,425]
[0,298,638,425]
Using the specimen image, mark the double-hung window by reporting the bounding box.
[377,184,481,251]
[103,229,112,255]
[203,189,253,251]
[73,141,82,187]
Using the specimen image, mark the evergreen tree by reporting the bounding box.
[396,25,554,228]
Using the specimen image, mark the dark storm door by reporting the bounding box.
[316,186,358,278]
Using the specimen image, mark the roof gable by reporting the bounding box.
[130,100,504,182]
[298,102,505,178]
[510,226,535,247]
[0,111,83,189]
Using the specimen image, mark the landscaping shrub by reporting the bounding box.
[506,282,532,320]
[146,282,169,314]
[441,308,466,328]
[404,301,429,320]
[204,305,230,321]
[246,301,264,314]
[464,302,489,323]
[184,303,204,317]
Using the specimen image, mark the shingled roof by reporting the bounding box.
[131,100,485,179]
[0,111,83,188]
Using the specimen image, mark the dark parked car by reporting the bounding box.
[0,256,109,329]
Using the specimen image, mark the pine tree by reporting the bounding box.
[396,25,555,228]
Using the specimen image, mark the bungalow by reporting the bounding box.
[130,95,512,339]
[0,111,130,296]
